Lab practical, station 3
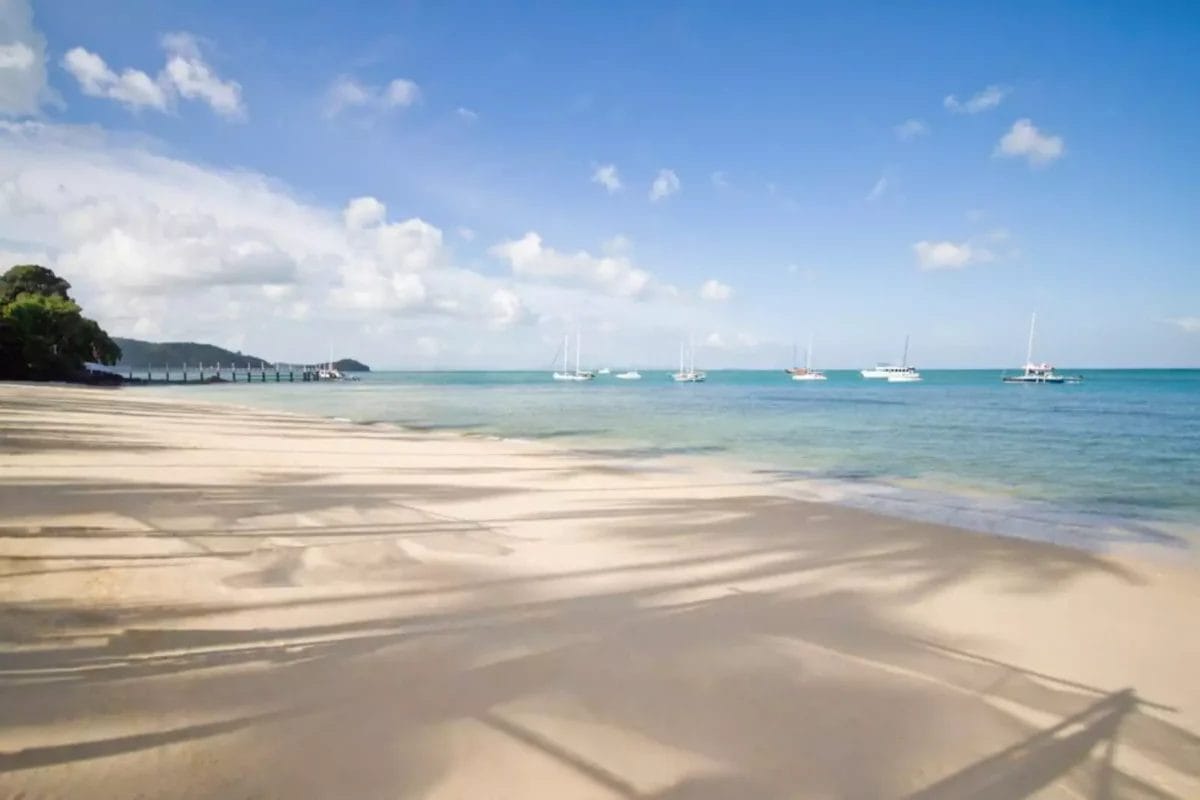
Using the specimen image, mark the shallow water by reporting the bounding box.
[134,369,1200,552]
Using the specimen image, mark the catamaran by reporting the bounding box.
[671,339,706,382]
[1002,313,1078,384]
[787,335,827,381]
[862,335,921,381]
[552,332,595,381]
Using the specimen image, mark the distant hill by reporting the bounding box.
[113,338,369,371]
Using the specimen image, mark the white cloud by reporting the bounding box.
[0,41,32,70]
[455,106,478,122]
[160,33,244,119]
[944,85,1009,114]
[0,0,51,117]
[488,231,653,298]
[894,119,929,140]
[457,226,475,241]
[1167,317,1200,334]
[343,196,387,229]
[62,47,168,112]
[711,171,729,189]
[602,233,631,255]
[591,163,621,193]
[0,121,530,343]
[704,330,757,350]
[699,278,731,302]
[866,175,888,201]
[913,239,994,271]
[995,118,1065,166]
[385,78,420,107]
[704,331,726,349]
[60,34,242,118]
[324,75,421,117]
[649,168,680,201]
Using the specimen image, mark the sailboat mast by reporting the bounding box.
[575,331,581,374]
[806,334,814,371]
[689,335,695,374]
[679,341,684,373]
[1026,312,1037,365]
[902,335,910,368]
[563,333,569,372]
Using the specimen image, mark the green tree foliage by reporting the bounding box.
[0,265,122,380]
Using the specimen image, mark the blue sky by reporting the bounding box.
[1,0,1197,367]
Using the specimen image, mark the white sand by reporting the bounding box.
[1,384,1197,798]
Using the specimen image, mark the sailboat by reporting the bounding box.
[788,335,827,381]
[671,338,706,382]
[885,336,922,382]
[1002,313,1078,384]
[552,332,595,381]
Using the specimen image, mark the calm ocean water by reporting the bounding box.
[138,369,1200,552]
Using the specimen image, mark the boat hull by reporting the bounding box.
[791,373,827,381]
[1002,375,1066,384]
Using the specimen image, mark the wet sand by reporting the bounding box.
[1,384,1197,798]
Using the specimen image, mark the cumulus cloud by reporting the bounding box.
[0,0,52,117]
[455,106,478,122]
[488,232,653,298]
[912,239,994,271]
[324,75,421,117]
[649,168,680,201]
[944,85,1009,114]
[60,33,242,118]
[995,118,1065,166]
[894,119,928,140]
[62,47,168,112]
[699,278,731,302]
[457,226,475,241]
[0,121,530,341]
[160,33,244,118]
[591,163,622,193]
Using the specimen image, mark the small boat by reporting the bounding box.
[671,339,706,383]
[1002,313,1079,384]
[788,335,827,381]
[597,367,611,375]
[552,332,596,381]
[884,336,921,382]
[615,370,642,380]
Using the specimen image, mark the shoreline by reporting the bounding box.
[2,383,1198,797]
[126,380,1200,565]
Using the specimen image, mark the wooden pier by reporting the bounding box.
[110,363,345,384]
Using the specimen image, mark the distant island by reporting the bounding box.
[114,338,370,372]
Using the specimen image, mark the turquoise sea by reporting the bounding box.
[139,369,1200,553]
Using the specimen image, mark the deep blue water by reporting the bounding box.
[138,369,1200,551]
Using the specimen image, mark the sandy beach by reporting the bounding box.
[1,383,1197,798]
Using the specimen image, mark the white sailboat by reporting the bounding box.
[671,338,706,382]
[1002,313,1077,384]
[789,334,827,381]
[886,336,922,382]
[552,332,595,381]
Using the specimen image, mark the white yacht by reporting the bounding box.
[788,335,827,381]
[671,339,706,383]
[597,367,611,375]
[1002,313,1078,384]
[615,370,642,380]
[552,332,595,381]
[863,335,921,381]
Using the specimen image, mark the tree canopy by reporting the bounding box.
[0,265,121,381]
